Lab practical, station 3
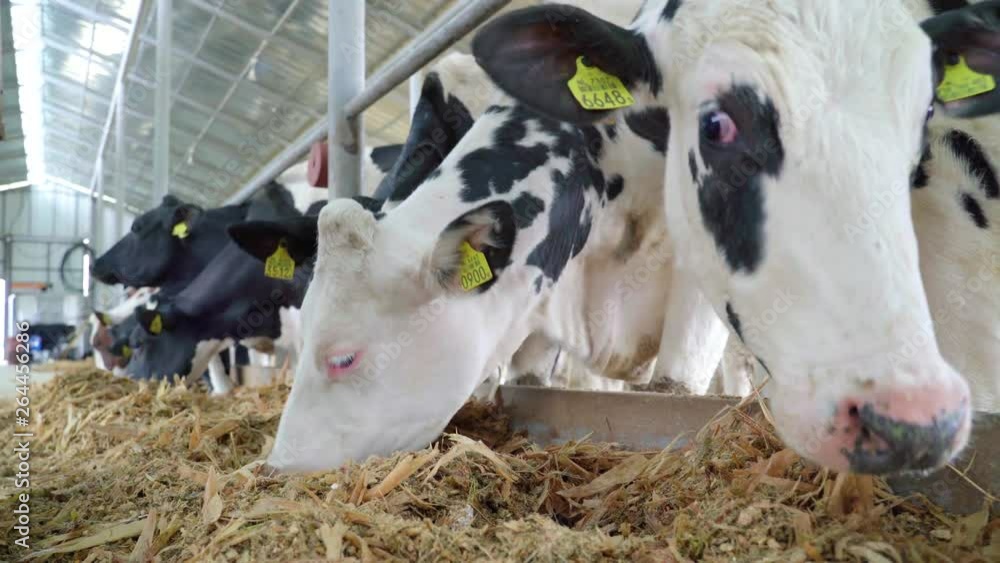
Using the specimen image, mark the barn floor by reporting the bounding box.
[0,366,996,562]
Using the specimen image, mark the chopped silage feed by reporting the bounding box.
[1,365,997,562]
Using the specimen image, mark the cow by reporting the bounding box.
[229,52,618,391]
[261,48,700,472]
[90,182,308,392]
[135,51,508,383]
[123,183,308,393]
[909,0,1000,413]
[465,0,1000,474]
[91,196,251,295]
[708,0,1000,409]
[235,50,717,397]
[88,287,156,374]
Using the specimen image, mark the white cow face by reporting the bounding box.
[471,0,1000,475]
[653,2,967,475]
[267,199,518,472]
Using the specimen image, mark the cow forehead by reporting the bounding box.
[651,0,931,112]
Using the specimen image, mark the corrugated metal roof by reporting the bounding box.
[1,0,29,184]
[9,0,490,211]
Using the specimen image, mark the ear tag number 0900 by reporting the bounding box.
[459,242,493,292]
[938,55,996,103]
[567,56,635,111]
[264,239,296,281]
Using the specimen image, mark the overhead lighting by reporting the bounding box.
[0,180,31,192]
[0,278,6,366]
[82,253,92,298]
[44,175,142,213]
[6,293,15,363]
[46,175,114,201]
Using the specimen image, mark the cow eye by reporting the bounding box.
[925,103,935,123]
[701,110,739,145]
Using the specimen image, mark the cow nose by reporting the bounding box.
[837,386,969,475]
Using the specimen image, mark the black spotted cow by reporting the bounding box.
[230,52,645,393]
[263,61,693,472]
[238,49,720,396]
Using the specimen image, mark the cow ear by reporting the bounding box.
[429,201,516,294]
[473,5,654,125]
[228,218,318,265]
[923,4,1000,118]
[136,309,168,336]
[167,203,200,237]
[373,72,476,206]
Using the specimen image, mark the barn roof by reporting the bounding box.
[4,0,519,211]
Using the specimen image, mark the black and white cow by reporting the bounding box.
[88,287,156,375]
[466,0,1000,475]
[239,49,720,396]
[229,52,637,393]
[910,0,1000,413]
[123,183,307,392]
[262,59,699,471]
[91,196,251,296]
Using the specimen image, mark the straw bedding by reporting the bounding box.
[1,365,996,562]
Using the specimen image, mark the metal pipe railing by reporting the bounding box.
[115,82,127,240]
[223,0,512,205]
[342,0,510,119]
[152,0,172,202]
[328,1,366,200]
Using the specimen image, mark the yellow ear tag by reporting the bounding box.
[567,56,635,111]
[172,222,190,239]
[99,313,112,325]
[149,314,163,335]
[937,55,997,103]
[264,240,296,281]
[121,345,132,360]
[458,242,493,292]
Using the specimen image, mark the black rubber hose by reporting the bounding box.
[59,240,92,293]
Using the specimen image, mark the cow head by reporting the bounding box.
[469,0,1000,475]
[266,196,519,472]
[126,307,197,381]
[92,195,201,287]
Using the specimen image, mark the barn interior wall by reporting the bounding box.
[1,184,135,329]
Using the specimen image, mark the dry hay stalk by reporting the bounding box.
[0,367,995,562]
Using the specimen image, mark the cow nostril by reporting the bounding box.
[848,404,860,420]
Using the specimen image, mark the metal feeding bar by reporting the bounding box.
[328,1,365,200]
[152,0,172,202]
[223,0,512,205]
